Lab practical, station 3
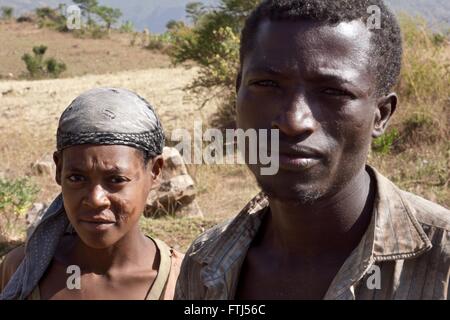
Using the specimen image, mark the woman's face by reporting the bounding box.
[53,144,163,249]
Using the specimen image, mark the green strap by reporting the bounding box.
[145,238,172,300]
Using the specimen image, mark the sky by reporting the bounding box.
[1,0,448,33]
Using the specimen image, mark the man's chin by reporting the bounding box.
[256,178,327,205]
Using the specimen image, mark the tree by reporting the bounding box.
[73,0,98,25]
[186,2,207,25]
[166,19,185,31]
[170,0,260,127]
[93,5,122,30]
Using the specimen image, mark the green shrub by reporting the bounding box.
[372,129,400,155]
[36,6,68,32]
[89,24,108,38]
[21,45,67,79]
[21,45,47,78]
[46,57,67,78]
[120,20,134,33]
[146,33,173,52]
[1,6,13,20]
[0,178,38,241]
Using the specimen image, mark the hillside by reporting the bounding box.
[0,21,170,79]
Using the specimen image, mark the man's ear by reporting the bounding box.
[53,151,62,186]
[372,93,398,138]
[235,71,242,94]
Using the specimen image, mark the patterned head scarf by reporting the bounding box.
[57,87,165,157]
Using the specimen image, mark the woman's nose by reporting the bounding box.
[83,184,111,209]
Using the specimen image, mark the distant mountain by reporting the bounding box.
[385,0,450,28]
[1,0,448,33]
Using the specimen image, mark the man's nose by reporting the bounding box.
[84,184,111,209]
[271,94,317,138]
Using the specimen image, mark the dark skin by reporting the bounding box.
[38,144,163,300]
[235,19,397,299]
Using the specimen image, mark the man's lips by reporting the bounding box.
[278,144,323,158]
[277,145,324,171]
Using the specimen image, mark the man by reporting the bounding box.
[175,0,449,300]
[0,88,183,299]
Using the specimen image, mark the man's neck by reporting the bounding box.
[264,167,375,259]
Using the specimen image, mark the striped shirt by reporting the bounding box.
[175,166,450,300]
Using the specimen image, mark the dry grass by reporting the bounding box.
[370,15,450,208]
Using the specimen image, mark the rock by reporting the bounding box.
[161,146,188,180]
[1,89,14,96]
[144,147,203,218]
[31,154,55,176]
[176,200,203,218]
[25,203,47,227]
[145,174,198,217]
[25,202,48,238]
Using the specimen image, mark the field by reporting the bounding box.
[0,17,448,256]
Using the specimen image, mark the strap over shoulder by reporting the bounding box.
[146,238,172,300]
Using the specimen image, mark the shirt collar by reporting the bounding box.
[191,166,432,298]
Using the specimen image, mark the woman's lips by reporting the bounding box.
[79,218,116,232]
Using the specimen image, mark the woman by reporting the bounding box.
[0,88,183,300]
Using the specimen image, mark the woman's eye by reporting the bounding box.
[67,175,85,183]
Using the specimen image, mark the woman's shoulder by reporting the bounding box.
[0,245,26,292]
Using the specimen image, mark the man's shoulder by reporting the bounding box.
[186,193,268,259]
[186,217,236,258]
[400,190,450,232]
[371,166,450,231]
[175,217,237,299]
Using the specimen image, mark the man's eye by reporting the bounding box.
[110,176,129,184]
[67,175,85,183]
[322,88,355,98]
[251,80,279,87]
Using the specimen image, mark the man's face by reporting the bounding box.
[237,19,387,203]
[54,145,162,249]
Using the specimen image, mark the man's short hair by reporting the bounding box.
[239,0,403,96]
